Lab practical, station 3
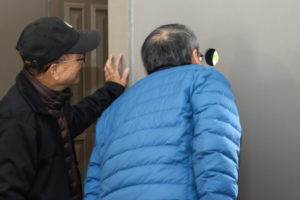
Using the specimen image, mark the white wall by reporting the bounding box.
[110,0,300,199]
[0,0,47,98]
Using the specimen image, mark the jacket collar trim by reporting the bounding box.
[16,72,49,115]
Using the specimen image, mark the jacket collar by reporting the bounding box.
[16,72,49,115]
[22,69,72,112]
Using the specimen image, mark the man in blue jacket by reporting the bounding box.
[84,24,242,200]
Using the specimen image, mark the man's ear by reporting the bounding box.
[191,49,202,65]
[48,64,60,81]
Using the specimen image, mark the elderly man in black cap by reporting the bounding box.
[0,17,129,200]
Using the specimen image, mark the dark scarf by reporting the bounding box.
[22,69,82,200]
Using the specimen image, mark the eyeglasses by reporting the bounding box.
[197,52,204,62]
[43,56,86,72]
[56,56,86,64]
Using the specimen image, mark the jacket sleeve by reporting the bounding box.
[84,128,102,200]
[68,81,124,137]
[0,118,37,200]
[191,69,242,200]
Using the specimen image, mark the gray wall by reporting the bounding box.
[110,0,300,199]
[0,0,47,98]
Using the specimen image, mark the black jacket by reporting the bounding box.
[0,72,124,200]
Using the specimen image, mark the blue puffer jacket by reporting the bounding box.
[84,65,242,200]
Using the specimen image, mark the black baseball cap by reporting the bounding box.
[16,16,100,67]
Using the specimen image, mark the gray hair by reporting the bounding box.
[141,24,199,74]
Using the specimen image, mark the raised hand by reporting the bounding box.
[104,54,130,87]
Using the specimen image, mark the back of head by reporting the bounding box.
[141,24,199,74]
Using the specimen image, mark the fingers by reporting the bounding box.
[104,65,110,82]
[105,62,114,74]
[104,55,114,76]
[103,54,129,87]
[121,67,130,85]
[114,54,123,71]
[105,55,113,68]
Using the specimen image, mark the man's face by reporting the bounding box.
[56,53,85,86]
